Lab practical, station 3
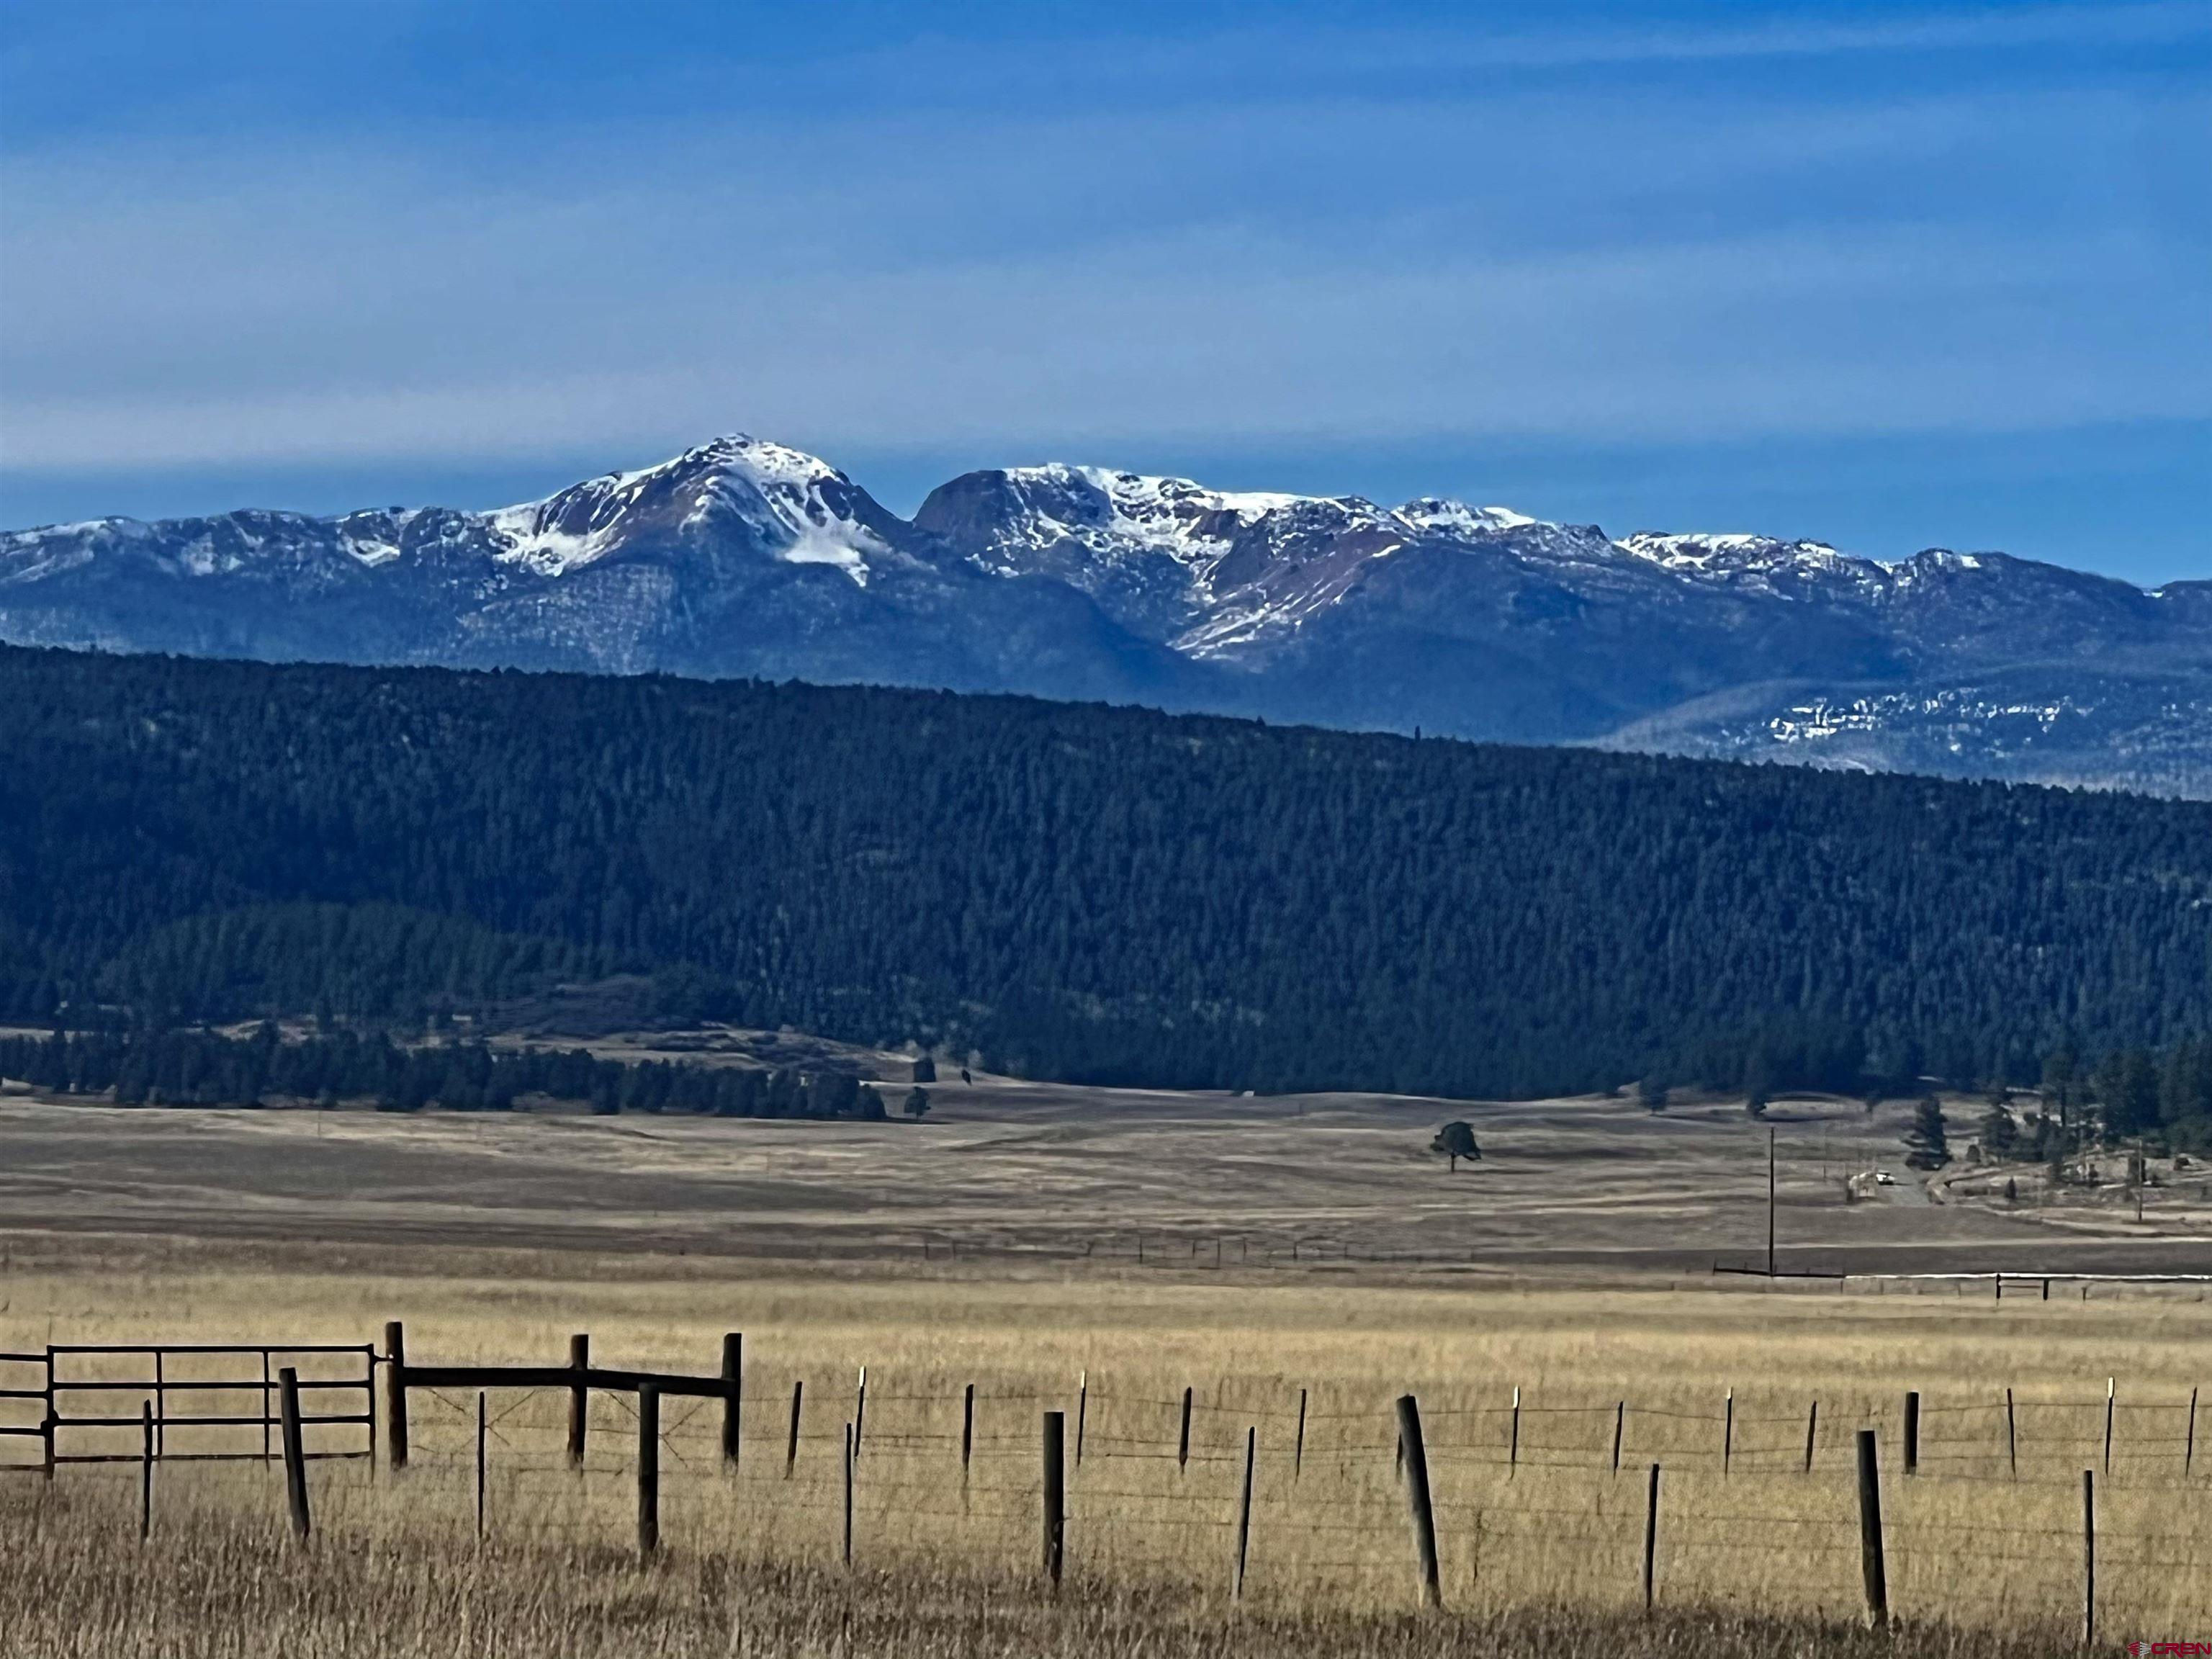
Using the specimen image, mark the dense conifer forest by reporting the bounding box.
[0,1025,889,1119]
[1,646,2208,1125]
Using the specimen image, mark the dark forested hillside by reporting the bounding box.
[1,645,2208,1102]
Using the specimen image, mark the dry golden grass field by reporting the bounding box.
[1,1066,2207,1656]
[3,1058,2207,1272]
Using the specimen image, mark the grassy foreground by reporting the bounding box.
[0,1481,2103,1659]
[1,1243,2204,1655]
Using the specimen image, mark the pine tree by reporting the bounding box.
[1430,1121,1481,1172]
[1981,1101,2019,1161]
[1904,1096,1951,1170]
[2041,1048,2078,1122]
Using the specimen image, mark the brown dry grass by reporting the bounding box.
[1,1241,2206,1655]
[5,1079,2206,1273]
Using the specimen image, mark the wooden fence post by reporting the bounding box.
[721,1334,742,1469]
[841,1422,855,1568]
[139,1401,153,1541]
[1394,1395,1441,1609]
[786,1380,804,1479]
[961,1382,974,1483]
[2006,1388,2018,1478]
[383,1321,408,1472]
[40,1346,54,1482]
[2103,1377,2114,1475]
[854,1367,868,1461]
[1642,1462,1660,1611]
[1294,1388,1307,1480]
[1804,1400,1818,1473]
[1177,1385,1193,1472]
[1855,1429,1887,1629]
[1612,1401,1625,1474]
[1903,1390,1920,1475]
[278,1366,312,1544]
[2187,1386,2197,1478]
[567,1334,588,1468]
[1075,1369,1087,1466]
[260,1351,273,1463]
[2081,1468,2096,1648]
[637,1385,660,1560]
[1510,1385,1521,1475]
[475,1391,487,1539]
[1233,1424,1256,1600]
[1722,1388,1734,1475]
[1041,1409,1065,1590]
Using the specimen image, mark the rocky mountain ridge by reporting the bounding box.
[5,434,2206,795]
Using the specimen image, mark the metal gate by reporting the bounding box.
[0,1342,375,1471]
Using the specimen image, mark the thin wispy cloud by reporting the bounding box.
[1374,1,2211,68]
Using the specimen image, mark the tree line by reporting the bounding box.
[1,644,2208,1106]
[1897,1033,2212,1170]
[0,1025,913,1120]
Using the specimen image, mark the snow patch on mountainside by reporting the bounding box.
[332,511,421,567]
[1398,499,1537,534]
[487,511,610,577]
[1609,530,1895,602]
[1617,531,1856,572]
[994,465,1305,564]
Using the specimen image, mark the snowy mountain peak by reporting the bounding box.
[677,432,848,486]
[487,434,890,583]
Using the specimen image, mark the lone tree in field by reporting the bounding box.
[1637,1076,1669,1114]
[903,1085,931,1120]
[912,1053,937,1084]
[1904,1095,1951,1170]
[1980,1100,2020,1161]
[1431,1120,1481,1172]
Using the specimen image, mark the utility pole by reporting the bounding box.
[1767,1127,1778,1277]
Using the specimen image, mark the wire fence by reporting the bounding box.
[4,1345,2206,1632]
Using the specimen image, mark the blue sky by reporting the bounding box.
[1,1,2205,583]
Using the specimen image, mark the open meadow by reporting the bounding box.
[2,1059,2205,1273]
[1,1070,2208,1656]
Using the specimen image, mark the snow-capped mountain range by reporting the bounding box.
[6,434,2208,796]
